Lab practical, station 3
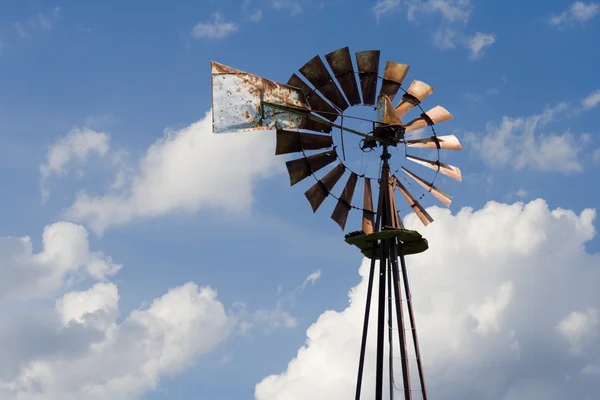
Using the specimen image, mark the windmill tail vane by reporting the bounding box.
[210,46,463,400]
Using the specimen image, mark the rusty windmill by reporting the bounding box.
[210,47,462,400]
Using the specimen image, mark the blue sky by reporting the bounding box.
[0,0,599,399]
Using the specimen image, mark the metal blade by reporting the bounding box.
[304,163,346,213]
[405,105,453,133]
[362,177,375,233]
[377,94,402,126]
[300,55,349,111]
[356,50,380,106]
[331,172,358,230]
[288,74,339,122]
[286,149,337,186]
[211,61,311,133]
[325,47,361,106]
[303,114,333,133]
[407,155,462,181]
[405,134,462,150]
[402,167,452,207]
[379,62,410,103]
[392,176,434,226]
[275,130,333,155]
[395,80,434,118]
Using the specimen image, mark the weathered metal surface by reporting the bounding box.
[379,62,410,103]
[288,74,339,122]
[401,167,452,207]
[211,61,311,133]
[305,162,346,212]
[275,130,333,155]
[356,50,380,106]
[405,105,453,132]
[285,149,337,186]
[300,55,350,111]
[324,47,362,106]
[392,176,434,226]
[362,177,375,234]
[331,172,358,230]
[377,94,402,126]
[395,80,434,118]
[388,172,403,229]
[405,134,462,150]
[304,115,333,133]
[406,155,462,181]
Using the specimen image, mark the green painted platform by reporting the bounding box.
[344,228,428,259]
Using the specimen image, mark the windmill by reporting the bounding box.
[211,47,462,400]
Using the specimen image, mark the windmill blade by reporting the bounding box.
[406,155,462,181]
[325,47,362,106]
[395,80,434,119]
[376,94,402,126]
[402,167,452,207]
[379,62,410,103]
[362,178,375,233]
[304,114,333,134]
[405,105,453,133]
[286,149,337,186]
[392,176,434,226]
[356,50,380,106]
[299,55,350,111]
[276,130,333,155]
[211,61,311,133]
[305,163,346,212]
[331,172,358,230]
[405,134,462,150]
[288,74,339,122]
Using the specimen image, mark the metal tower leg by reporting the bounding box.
[355,248,377,400]
[387,248,395,400]
[391,239,412,400]
[398,243,428,399]
[375,242,388,400]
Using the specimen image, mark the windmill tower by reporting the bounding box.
[211,47,462,400]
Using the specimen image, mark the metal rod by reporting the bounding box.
[391,241,412,400]
[355,247,377,400]
[398,243,428,399]
[387,247,395,400]
[375,240,387,400]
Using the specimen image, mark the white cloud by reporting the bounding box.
[40,128,110,179]
[467,32,496,59]
[255,199,600,399]
[433,29,495,59]
[372,0,400,21]
[0,282,233,400]
[14,7,61,38]
[556,308,599,354]
[191,12,238,39]
[593,149,600,165]
[66,111,281,234]
[549,1,599,26]
[468,99,589,173]
[582,89,600,109]
[407,0,471,23]
[515,188,528,198]
[300,270,321,292]
[0,222,120,302]
[272,0,304,15]
[249,9,264,22]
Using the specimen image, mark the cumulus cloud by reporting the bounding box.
[466,32,496,59]
[582,89,600,109]
[66,111,281,234]
[0,282,233,400]
[467,96,598,173]
[433,29,495,59]
[191,12,238,39]
[549,1,599,27]
[255,199,600,399]
[0,222,120,302]
[40,127,110,199]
